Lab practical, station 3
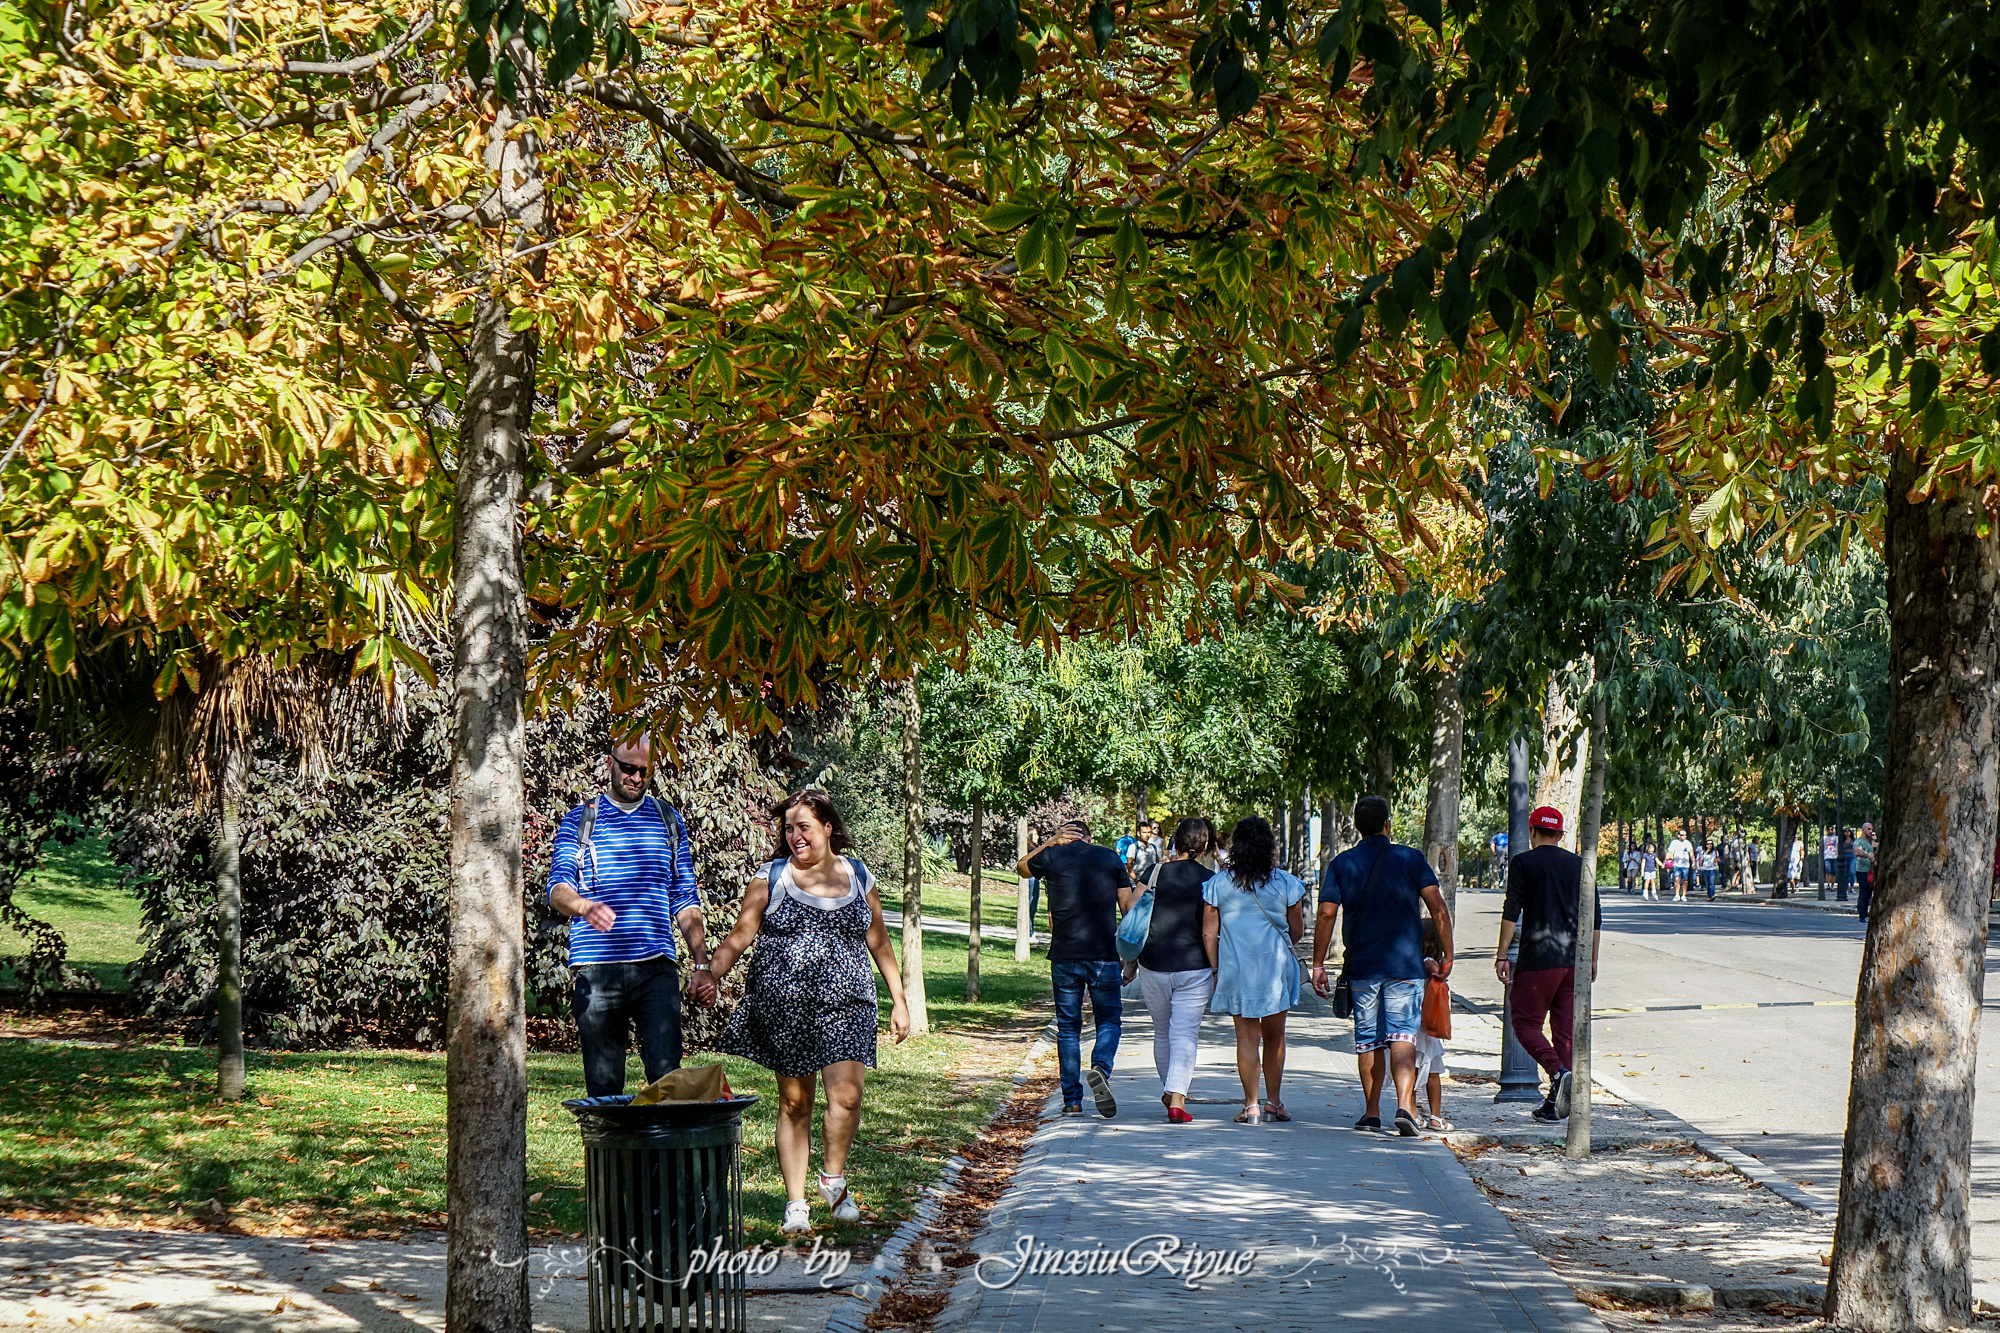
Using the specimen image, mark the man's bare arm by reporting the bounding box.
[551,882,614,932]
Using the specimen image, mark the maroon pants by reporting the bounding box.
[1510,967,1575,1076]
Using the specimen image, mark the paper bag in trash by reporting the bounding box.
[630,1064,733,1105]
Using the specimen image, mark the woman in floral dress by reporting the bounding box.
[707,790,911,1234]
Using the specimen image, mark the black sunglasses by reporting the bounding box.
[612,757,651,779]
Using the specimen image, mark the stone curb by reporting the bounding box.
[820,1023,1055,1333]
[1567,1276,1826,1311]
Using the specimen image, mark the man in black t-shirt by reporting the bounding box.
[1018,819,1132,1118]
[1497,806,1601,1122]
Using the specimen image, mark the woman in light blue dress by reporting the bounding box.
[1202,817,1307,1124]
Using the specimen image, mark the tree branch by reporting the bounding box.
[173,9,437,76]
[217,85,452,227]
[241,83,451,133]
[529,418,638,506]
[566,77,798,212]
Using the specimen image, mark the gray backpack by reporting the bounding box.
[577,795,686,892]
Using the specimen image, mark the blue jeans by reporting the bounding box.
[1026,877,1040,927]
[1050,960,1122,1106]
[574,957,683,1097]
[1352,978,1425,1054]
[1700,869,1716,899]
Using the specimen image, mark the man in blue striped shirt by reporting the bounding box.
[549,736,714,1096]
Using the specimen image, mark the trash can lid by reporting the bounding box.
[562,1093,760,1131]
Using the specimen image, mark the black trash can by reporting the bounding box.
[564,1093,760,1333]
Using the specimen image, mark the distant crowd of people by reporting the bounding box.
[1616,821,1876,921]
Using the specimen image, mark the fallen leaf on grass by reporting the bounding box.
[322,1284,352,1294]
[272,1295,295,1313]
[122,1303,157,1312]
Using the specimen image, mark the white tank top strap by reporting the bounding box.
[771,856,862,909]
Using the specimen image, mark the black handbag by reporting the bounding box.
[1329,838,1391,1021]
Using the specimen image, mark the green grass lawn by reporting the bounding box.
[0,931,1052,1242]
[1,835,143,992]
[878,867,1038,934]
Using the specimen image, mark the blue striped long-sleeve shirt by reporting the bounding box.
[548,795,700,966]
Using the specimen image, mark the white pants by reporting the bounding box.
[1138,965,1216,1096]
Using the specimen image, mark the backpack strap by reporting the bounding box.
[578,796,598,893]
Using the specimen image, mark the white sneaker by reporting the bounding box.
[818,1173,860,1222]
[781,1200,811,1235]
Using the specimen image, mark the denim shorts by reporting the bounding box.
[1352,978,1424,1053]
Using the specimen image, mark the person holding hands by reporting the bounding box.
[705,790,911,1235]
[548,735,715,1098]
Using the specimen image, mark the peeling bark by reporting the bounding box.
[445,95,542,1333]
[1827,453,2000,1330]
[1421,658,1465,923]
[214,745,247,1102]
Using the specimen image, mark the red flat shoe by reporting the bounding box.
[1167,1106,1194,1124]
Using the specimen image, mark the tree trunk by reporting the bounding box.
[966,790,983,1002]
[1013,815,1031,962]
[1566,670,1608,1160]
[445,94,543,1333]
[899,678,930,1035]
[214,745,248,1102]
[1422,657,1465,924]
[1825,458,2000,1330]
[1319,796,1338,871]
[1372,739,1396,800]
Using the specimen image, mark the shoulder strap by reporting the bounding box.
[579,797,598,891]
[1246,870,1298,942]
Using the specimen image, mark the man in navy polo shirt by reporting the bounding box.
[549,735,715,1096]
[1311,796,1453,1137]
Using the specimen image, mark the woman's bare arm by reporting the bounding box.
[706,877,771,984]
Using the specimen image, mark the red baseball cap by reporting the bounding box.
[1529,806,1565,833]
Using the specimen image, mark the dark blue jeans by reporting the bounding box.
[1051,959,1122,1107]
[574,957,683,1097]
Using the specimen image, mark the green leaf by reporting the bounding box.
[1111,216,1144,269]
[981,200,1042,232]
[1909,357,1941,412]
[1406,0,1443,32]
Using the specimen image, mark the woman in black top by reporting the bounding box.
[1120,818,1217,1123]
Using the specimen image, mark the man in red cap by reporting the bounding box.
[1495,805,1600,1121]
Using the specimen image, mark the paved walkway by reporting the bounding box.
[935,985,1604,1332]
[0,1219,853,1331]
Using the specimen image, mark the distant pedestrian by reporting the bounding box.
[1311,796,1454,1137]
[1417,917,1452,1131]
[548,734,715,1098]
[1666,828,1694,902]
[1639,842,1659,900]
[1855,823,1877,921]
[1698,841,1719,900]
[1127,818,1217,1123]
[1822,830,1839,894]
[1788,835,1804,892]
[1203,817,1308,1125]
[706,790,912,1235]
[1837,828,1856,901]
[1019,819,1130,1118]
[1195,818,1222,870]
[1496,806,1600,1122]
[1620,846,1640,894]
[1127,819,1163,880]
[1746,839,1760,890]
